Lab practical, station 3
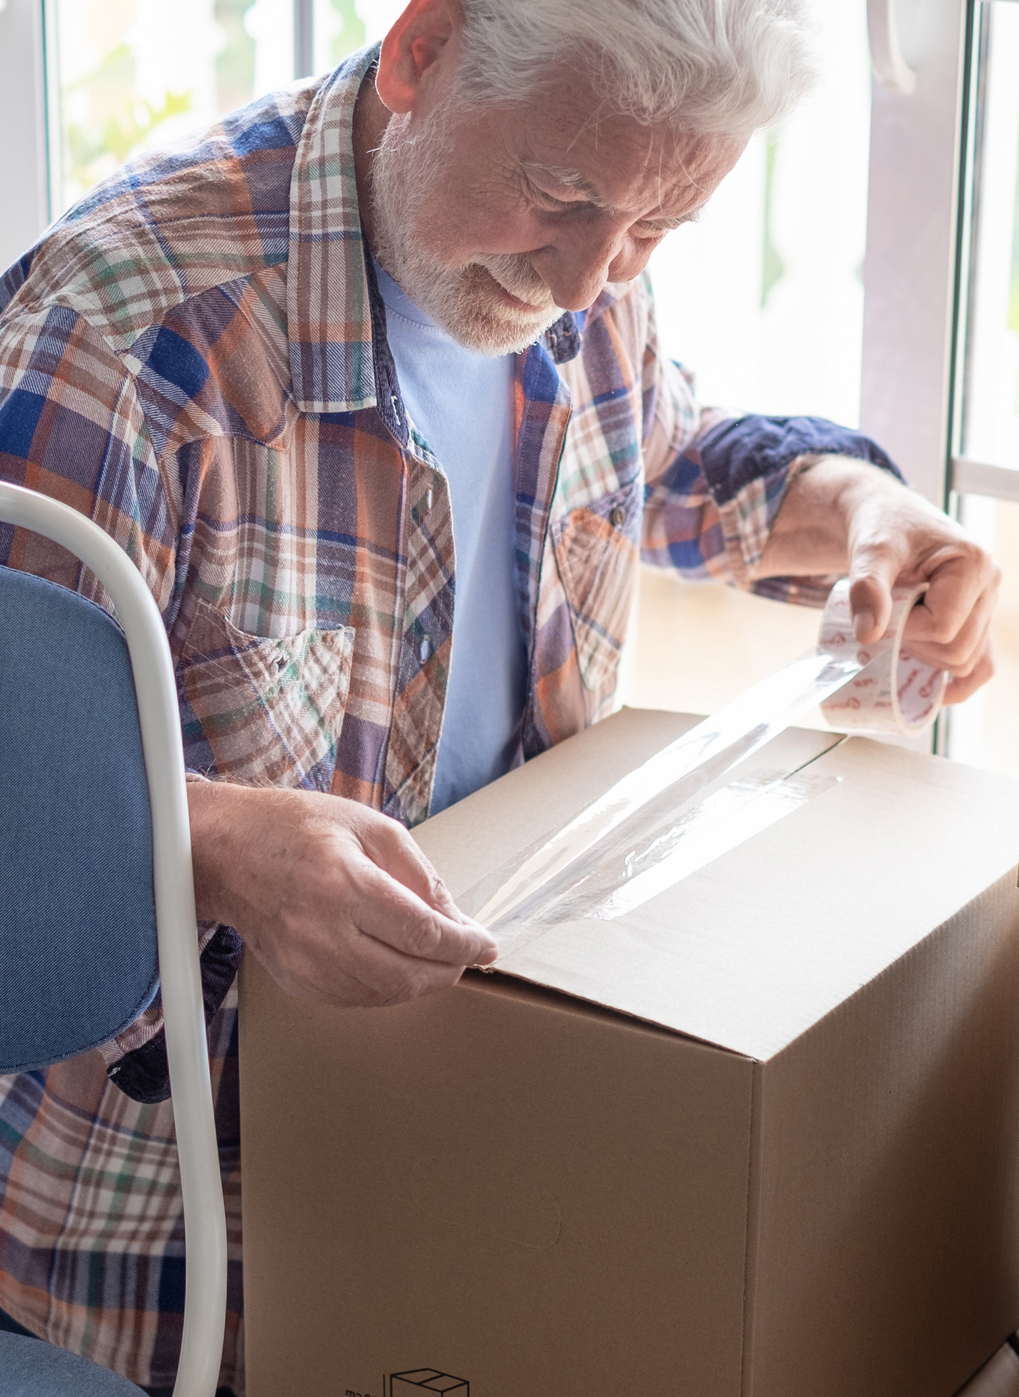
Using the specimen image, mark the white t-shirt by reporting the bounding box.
[374,261,526,813]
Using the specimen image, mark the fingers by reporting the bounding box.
[906,547,998,645]
[345,936,468,1008]
[192,785,500,1013]
[848,542,905,643]
[354,809,497,956]
[249,847,498,1009]
[943,637,995,705]
[360,811,467,921]
[846,489,1000,703]
[903,576,998,676]
[348,852,498,967]
[253,916,468,1008]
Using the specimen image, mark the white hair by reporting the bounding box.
[455,0,816,137]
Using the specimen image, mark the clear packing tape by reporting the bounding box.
[466,580,947,942]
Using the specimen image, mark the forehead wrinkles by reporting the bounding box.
[524,125,723,219]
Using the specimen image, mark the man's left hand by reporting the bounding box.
[760,456,1001,704]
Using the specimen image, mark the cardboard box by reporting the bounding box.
[240,709,1019,1397]
[959,1343,1019,1396]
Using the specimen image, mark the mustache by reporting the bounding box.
[469,253,558,310]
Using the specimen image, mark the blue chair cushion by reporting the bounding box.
[0,568,159,1072]
[0,1333,145,1395]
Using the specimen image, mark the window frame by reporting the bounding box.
[860,0,974,511]
[949,0,1019,504]
[0,0,49,271]
[5,0,326,258]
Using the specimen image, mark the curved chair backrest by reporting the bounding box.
[0,570,159,1070]
[0,481,227,1397]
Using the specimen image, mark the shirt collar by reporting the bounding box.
[286,43,583,414]
[287,44,380,413]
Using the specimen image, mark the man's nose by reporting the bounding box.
[533,222,630,312]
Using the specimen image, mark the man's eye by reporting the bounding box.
[527,183,583,214]
[634,219,684,236]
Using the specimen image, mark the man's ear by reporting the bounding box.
[376,0,461,115]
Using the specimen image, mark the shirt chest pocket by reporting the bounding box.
[550,478,641,694]
[176,597,355,791]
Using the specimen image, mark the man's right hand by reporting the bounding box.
[186,781,498,1007]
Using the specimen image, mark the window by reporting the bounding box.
[631,0,1019,779]
[0,1,48,270]
[955,2,1019,485]
[43,0,395,218]
[947,1,1019,776]
[627,0,873,722]
[649,1,871,427]
[3,0,1016,769]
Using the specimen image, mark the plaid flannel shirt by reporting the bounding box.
[0,43,895,1392]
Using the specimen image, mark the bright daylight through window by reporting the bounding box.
[951,1,1019,777]
[35,0,1019,776]
[45,0,372,215]
[631,0,873,725]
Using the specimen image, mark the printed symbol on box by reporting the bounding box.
[390,1369,469,1396]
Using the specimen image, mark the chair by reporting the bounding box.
[0,481,227,1396]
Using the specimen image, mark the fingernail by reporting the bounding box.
[474,943,499,967]
[853,610,875,640]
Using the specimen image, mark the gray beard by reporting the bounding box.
[369,106,563,357]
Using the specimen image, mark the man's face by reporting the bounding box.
[370,74,746,356]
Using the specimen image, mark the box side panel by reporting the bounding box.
[747,873,1019,1397]
[240,965,754,1397]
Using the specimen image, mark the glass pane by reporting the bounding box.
[627,0,872,719]
[354,0,407,47]
[46,0,296,216]
[647,0,870,426]
[312,0,365,72]
[948,5,1019,775]
[313,0,405,71]
[959,1,1019,474]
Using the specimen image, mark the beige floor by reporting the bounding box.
[626,500,1019,780]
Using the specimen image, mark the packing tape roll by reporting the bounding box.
[471,579,948,933]
[818,579,947,735]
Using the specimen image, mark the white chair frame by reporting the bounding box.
[0,480,228,1397]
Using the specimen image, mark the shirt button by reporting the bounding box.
[419,636,431,664]
[610,504,627,529]
[425,486,434,512]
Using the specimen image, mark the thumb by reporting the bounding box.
[848,545,899,643]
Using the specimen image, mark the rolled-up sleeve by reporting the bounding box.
[639,286,902,607]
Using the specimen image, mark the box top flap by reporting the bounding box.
[414,709,1019,1060]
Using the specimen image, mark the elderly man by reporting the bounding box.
[0,0,999,1390]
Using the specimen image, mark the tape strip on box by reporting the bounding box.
[467,580,944,940]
